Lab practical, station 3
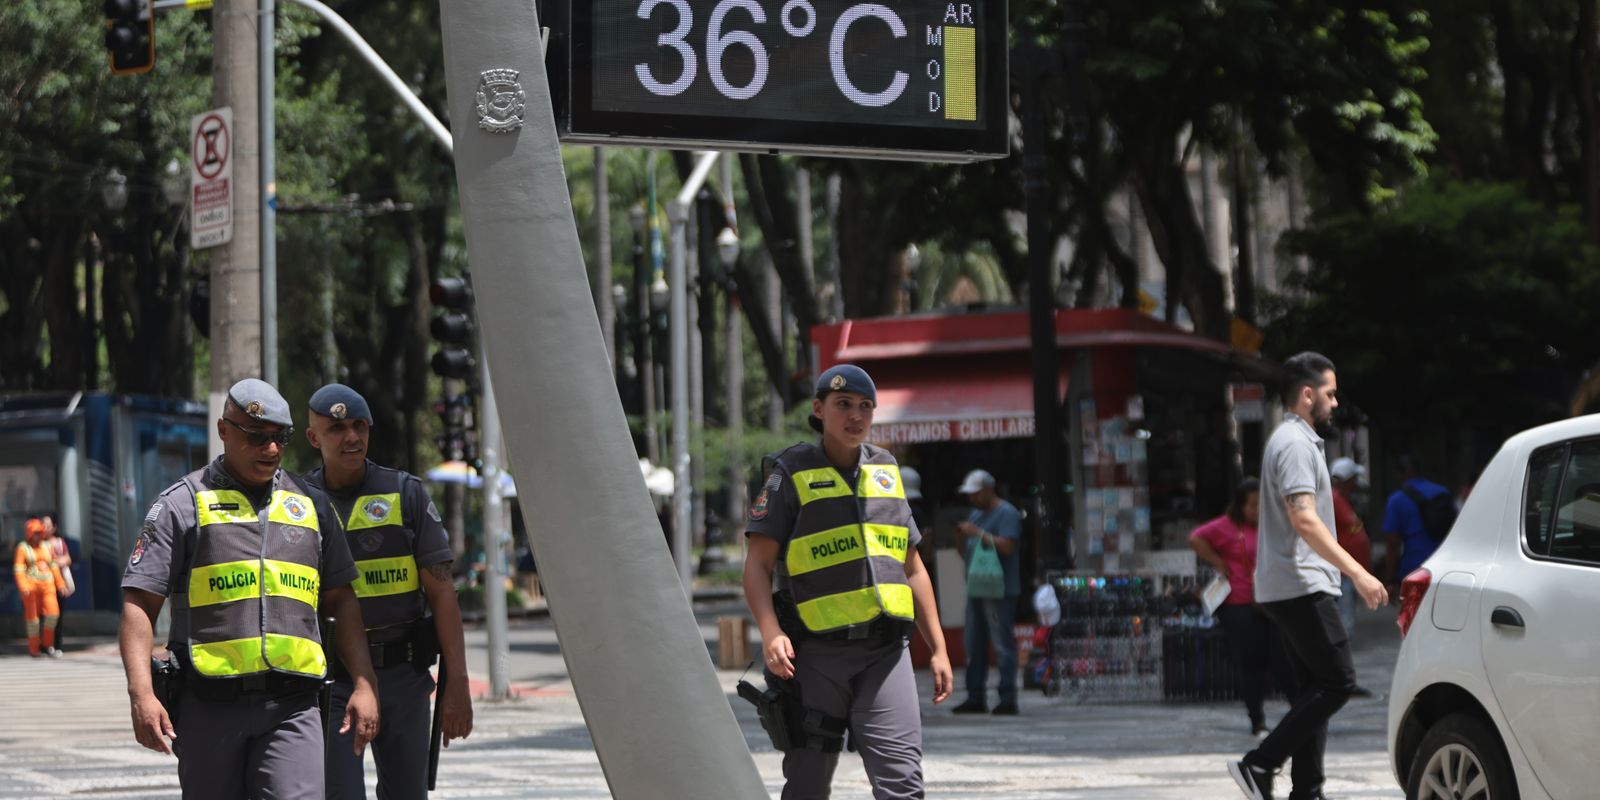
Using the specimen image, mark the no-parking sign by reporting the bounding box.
[190,107,233,249]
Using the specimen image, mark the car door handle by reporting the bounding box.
[1491,606,1525,628]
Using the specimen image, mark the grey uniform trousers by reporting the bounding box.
[326,663,436,800]
[173,683,324,799]
[771,636,924,800]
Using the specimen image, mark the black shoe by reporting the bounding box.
[1287,791,1325,800]
[1251,724,1269,740]
[991,701,1019,716]
[951,699,988,714]
[1350,684,1374,698]
[1228,760,1274,800]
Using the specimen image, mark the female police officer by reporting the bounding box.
[743,364,952,799]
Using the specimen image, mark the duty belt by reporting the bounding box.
[186,670,321,701]
[331,620,438,679]
[805,615,914,643]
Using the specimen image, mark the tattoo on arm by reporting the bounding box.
[426,562,454,582]
[1285,493,1316,512]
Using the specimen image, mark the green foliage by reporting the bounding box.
[694,405,815,493]
[1265,178,1600,436]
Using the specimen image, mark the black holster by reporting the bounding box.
[736,677,847,754]
[150,651,183,724]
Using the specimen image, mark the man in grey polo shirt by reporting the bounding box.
[1229,353,1388,800]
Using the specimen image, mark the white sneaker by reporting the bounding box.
[44,647,63,659]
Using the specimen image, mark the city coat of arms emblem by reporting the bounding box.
[476,68,526,133]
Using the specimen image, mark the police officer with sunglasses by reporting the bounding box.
[119,378,382,798]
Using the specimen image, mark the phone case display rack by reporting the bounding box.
[1042,574,1243,704]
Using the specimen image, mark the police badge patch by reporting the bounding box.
[129,528,150,566]
[281,496,309,523]
[873,468,896,493]
[476,68,526,133]
[749,488,771,521]
[363,497,392,524]
[359,530,384,553]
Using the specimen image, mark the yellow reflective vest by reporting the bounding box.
[184,471,327,679]
[773,443,915,634]
[307,463,425,633]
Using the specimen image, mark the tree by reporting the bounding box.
[0,2,213,394]
[1266,178,1600,441]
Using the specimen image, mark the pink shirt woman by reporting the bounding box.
[1189,483,1261,606]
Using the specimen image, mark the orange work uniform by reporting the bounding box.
[14,538,64,656]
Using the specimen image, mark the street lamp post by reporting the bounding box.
[701,225,744,575]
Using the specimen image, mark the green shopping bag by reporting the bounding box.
[966,536,1006,599]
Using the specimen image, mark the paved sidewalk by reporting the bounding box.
[0,603,1405,798]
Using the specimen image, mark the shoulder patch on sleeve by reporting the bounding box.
[144,502,164,524]
[749,486,774,521]
[427,501,442,523]
[129,524,153,566]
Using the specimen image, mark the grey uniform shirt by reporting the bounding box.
[122,458,359,645]
[1254,413,1341,603]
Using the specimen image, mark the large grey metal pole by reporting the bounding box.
[479,366,510,700]
[594,147,614,365]
[670,152,720,589]
[433,3,764,795]
[260,0,277,385]
[210,0,262,458]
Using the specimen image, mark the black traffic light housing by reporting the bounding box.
[105,0,155,75]
[429,275,477,380]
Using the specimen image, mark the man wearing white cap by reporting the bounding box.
[951,468,1023,716]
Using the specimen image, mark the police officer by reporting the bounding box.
[303,384,473,799]
[119,378,381,798]
[743,364,953,799]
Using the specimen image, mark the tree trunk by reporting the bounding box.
[1489,0,1558,204]
[1134,157,1231,342]
[1571,0,1600,245]
[835,168,901,318]
[42,222,86,389]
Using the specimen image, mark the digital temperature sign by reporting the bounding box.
[547,0,1008,161]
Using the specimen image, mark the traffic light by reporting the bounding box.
[429,276,476,380]
[104,0,155,76]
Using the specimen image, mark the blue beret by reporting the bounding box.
[227,378,293,427]
[815,364,876,403]
[308,383,373,424]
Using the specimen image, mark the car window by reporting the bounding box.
[1525,443,1565,556]
[1547,439,1600,564]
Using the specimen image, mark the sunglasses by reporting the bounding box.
[223,417,295,448]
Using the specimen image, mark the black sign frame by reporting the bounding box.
[545,0,1009,162]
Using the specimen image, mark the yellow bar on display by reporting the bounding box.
[186,0,214,8]
[944,26,977,121]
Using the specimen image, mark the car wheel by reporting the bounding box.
[1405,712,1518,800]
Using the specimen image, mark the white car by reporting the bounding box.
[1388,415,1600,800]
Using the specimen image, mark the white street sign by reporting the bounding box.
[190,107,233,249]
